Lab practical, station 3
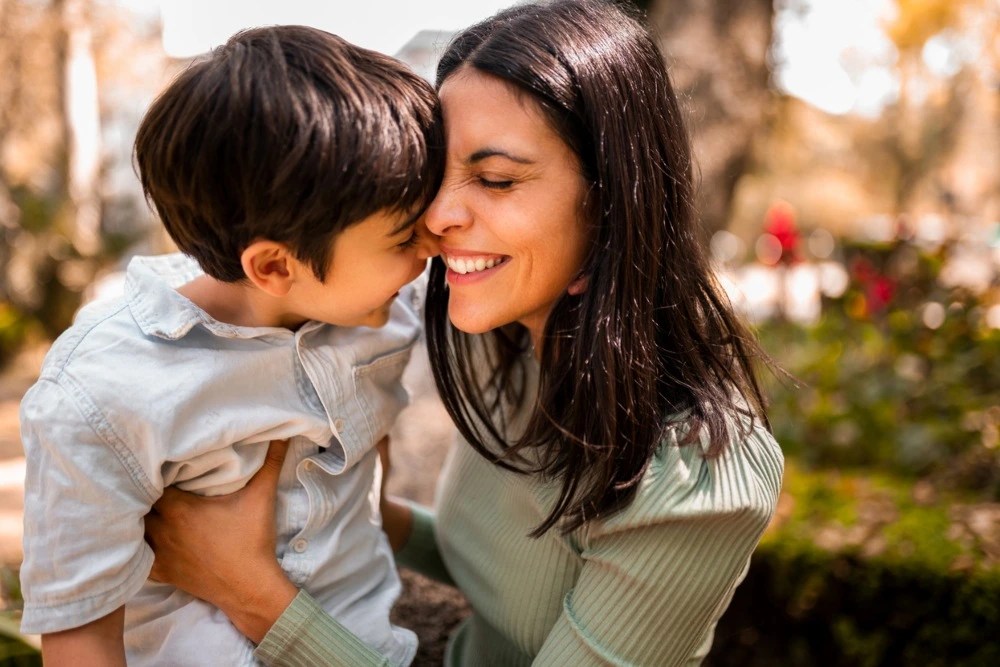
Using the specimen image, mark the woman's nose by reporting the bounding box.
[415,218,440,260]
[424,184,472,237]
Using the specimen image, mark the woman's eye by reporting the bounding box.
[478,177,514,190]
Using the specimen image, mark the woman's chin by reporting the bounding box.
[447,305,499,335]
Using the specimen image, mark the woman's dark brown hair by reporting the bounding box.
[134,25,442,282]
[426,0,772,536]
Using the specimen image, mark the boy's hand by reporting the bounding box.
[144,439,297,643]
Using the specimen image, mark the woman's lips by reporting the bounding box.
[441,252,511,284]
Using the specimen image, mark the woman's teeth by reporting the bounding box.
[445,255,505,275]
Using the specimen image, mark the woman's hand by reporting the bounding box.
[144,439,298,644]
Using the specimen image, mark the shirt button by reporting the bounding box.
[333,418,345,432]
[302,460,315,472]
[293,539,308,553]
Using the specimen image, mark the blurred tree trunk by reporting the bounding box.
[883,0,998,220]
[646,0,775,239]
[53,0,102,256]
[24,0,102,336]
[0,0,101,347]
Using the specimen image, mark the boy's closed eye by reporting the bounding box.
[395,229,420,250]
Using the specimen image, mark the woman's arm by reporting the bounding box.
[145,440,297,643]
[144,440,395,666]
[530,429,783,666]
[530,507,766,666]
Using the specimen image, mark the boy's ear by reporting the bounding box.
[241,241,298,297]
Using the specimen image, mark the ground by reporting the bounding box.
[0,342,469,665]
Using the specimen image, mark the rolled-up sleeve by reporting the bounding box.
[19,378,158,634]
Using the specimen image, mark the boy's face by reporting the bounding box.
[292,209,437,329]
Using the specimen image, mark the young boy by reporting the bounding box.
[19,25,441,665]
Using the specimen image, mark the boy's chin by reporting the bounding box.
[317,299,395,329]
[352,306,393,329]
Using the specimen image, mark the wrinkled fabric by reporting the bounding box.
[20,253,421,666]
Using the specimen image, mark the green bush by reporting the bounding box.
[760,238,1000,497]
[0,616,38,667]
[707,465,1000,666]
[0,303,39,368]
[708,546,1000,667]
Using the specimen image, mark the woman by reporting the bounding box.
[146,1,783,664]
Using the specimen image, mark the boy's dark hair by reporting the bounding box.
[134,25,442,282]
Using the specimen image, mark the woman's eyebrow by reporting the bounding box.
[467,148,534,165]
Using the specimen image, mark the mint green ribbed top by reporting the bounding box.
[255,412,783,666]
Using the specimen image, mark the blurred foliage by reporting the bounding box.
[0,0,160,366]
[762,235,1000,498]
[772,462,997,571]
[0,304,40,368]
[0,568,37,666]
[740,228,1000,665]
[888,0,972,53]
[710,542,1000,666]
[707,462,1000,666]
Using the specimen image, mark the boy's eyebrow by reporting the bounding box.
[467,148,534,165]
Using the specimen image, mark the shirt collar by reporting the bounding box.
[125,254,320,341]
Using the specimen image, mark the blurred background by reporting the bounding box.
[0,0,998,664]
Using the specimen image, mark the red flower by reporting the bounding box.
[763,201,800,264]
[866,276,896,313]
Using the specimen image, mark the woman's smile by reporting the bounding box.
[425,68,590,343]
[441,247,512,283]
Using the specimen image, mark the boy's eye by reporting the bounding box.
[396,230,420,250]
[478,177,514,190]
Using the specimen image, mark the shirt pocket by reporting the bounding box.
[352,344,413,444]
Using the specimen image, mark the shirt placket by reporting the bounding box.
[280,331,351,585]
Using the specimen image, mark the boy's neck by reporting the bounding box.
[176,275,307,330]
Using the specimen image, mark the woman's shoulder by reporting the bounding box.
[593,416,784,535]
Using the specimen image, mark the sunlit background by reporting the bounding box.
[0,0,998,664]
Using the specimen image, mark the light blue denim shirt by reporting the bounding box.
[20,253,422,665]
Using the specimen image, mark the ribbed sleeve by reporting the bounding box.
[254,590,394,667]
[253,419,784,667]
[435,420,784,666]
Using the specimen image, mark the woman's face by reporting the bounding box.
[425,68,590,346]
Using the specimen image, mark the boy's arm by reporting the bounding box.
[20,379,158,635]
[41,606,126,667]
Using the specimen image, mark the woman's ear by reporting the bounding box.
[567,273,589,296]
[240,241,295,297]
